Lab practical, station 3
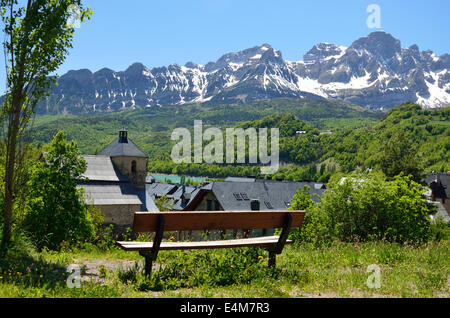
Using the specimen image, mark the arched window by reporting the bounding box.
[131,160,137,173]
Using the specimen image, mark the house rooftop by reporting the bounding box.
[186,180,325,211]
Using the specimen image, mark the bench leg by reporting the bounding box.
[268,251,276,268]
[141,214,165,278]
[145,256,153,277]
[140,251,153,277]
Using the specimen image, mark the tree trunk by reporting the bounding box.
[2,94,22,247]
[2,137,16,246]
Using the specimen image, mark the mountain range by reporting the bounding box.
[39,31,450,114]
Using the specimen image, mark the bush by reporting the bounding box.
[22,131,95,250]
[296,173,435,244]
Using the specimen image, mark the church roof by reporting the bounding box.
[79,182,143,206]
[82,155,128,182]
[98,129,147,158]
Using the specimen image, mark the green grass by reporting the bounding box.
[1,240,448,298]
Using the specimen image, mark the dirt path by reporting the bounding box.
[72,258,148,281]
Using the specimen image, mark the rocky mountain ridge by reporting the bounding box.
[40,31,450,114]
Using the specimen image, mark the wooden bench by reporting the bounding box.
[116,210,306,276]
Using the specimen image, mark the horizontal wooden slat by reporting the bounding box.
[132,210,305,232]
[117,236,292,251]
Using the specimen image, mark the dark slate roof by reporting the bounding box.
[171,186,202,211]
[82,155,128,182]
[146,183,179,197]
[98,138,147,158]
[209,181,325,211]
[171,185,198,200]
[145,183,203,211]
[79,182,143,206]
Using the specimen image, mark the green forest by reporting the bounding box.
[26,100,449,183]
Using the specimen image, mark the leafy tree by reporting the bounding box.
[377,129,424,182]
[0,0,91,247]
[22,131,94,250]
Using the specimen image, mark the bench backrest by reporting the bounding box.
[132,210,306,232]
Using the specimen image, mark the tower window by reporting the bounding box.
[131,160,137,173]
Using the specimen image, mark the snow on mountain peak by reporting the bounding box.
[45,33,450,114]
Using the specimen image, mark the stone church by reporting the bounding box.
[78,129,157,230]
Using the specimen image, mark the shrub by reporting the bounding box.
[296,173,435,244]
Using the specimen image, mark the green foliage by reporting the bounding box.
[117,247,276,292]
[93,224,116,251]
[87,205,105,239]
[22,131,94,250]
[298,173,435,244]
[27,97,379,157]
[98,265,107,278]
[26,100,449,181]
[155,195,173,212]
[148,103,448,180]
[377,129,424,182]
[430,217,450,241]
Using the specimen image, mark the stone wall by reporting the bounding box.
[94,203,141,228]
[111,156,147,188]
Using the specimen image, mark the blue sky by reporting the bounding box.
[2,0,450,86]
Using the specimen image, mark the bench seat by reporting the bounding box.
[117,236,293,251]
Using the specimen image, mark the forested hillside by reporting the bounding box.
[27,97,379,155]
[149,103,450,181]
[26,100,448,182]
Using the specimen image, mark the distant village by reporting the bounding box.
[78,129,450,233]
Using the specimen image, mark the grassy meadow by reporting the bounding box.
[1,239,448,298]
